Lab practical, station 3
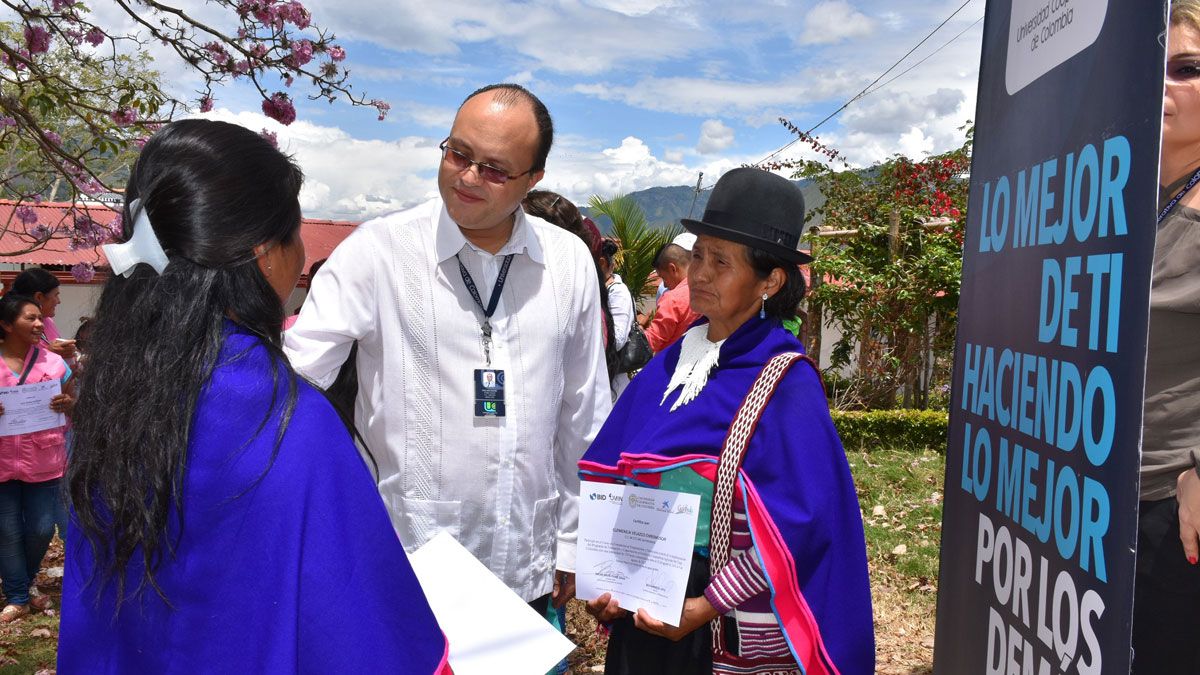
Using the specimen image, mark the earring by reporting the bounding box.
[760,293,768,319]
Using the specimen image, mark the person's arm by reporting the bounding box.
[283,227,379,388]
[1178,454,1200,564]
[608,282,634,351]
[644,290,684,352]
[553,244,614,605]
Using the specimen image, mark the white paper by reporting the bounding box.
[409,531,575,675]
[576,481,701,626]
[0,380,64,437]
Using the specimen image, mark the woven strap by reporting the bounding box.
[709,351,812,656]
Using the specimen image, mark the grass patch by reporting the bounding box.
[848,445,945,674]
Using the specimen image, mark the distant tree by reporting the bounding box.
[770,119,972,410]
[588,193,679,311]
[0,0,385,277]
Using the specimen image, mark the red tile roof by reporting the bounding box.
[0,200,359,285]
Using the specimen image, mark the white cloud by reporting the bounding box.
[799,1,876,45]
[696,119,735,154]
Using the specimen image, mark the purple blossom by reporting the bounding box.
[261,92,296,125]
[14,205,38,226]
[71,262,95,284]
[260,128,279,148]
[110,107,138,126]
[29,224,51,241]
[288,39,313,68]
[44,131,61,145]
[199,96,214,113]
[0,117,15,128]
[327,45,346,62]
[84,27,105,47]
[232,59,250,76]
[251,43,268,59]
[51,0,73,11]
[24,26,51,55]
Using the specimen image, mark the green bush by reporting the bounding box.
[832,409,949,452]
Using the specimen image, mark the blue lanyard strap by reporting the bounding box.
[1158,167,1200,224]
[455,252,515,365]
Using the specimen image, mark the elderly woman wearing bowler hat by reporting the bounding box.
[581,168,874,675]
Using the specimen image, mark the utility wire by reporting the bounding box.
[859,15,984,100]
[752,0,979,171]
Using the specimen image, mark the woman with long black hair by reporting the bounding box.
[58,119,449,673]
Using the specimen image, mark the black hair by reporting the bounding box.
[0,293,38,340]
[463,83,554,172]
[653,243,690,271]
[67,119,305,609]
[745,246,807,320]
[11,267,60,296]
[599,239,619,266]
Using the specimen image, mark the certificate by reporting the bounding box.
[409,532,575,675]
[576,480,701,626]
[0,380,64,437]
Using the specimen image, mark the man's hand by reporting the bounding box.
[633,596,719,642]
[584,592,628,623]
[552,570,576,609]
[1178,466,1200,565]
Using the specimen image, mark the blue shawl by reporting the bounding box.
[59,325,449,673]
[581,316,875,675]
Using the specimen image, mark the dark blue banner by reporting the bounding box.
[934,1,1164,673]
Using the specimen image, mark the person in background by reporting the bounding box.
[11,268,76,361]
[598,238,636,396]
[59,119,448,673]
[0,293,73,623]
[522,189,618,382]
[1134,2,1200,671]
[644,232,701,352]
[283,258,326,332]
[582,168,873,675]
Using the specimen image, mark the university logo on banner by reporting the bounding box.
[934,1,1164,674]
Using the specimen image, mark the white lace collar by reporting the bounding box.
[661,324,725,412]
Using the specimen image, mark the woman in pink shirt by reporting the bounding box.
[11,268,76,361]
[0,293,74,622]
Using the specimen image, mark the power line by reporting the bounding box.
[860,15,984,100]
[752,0,980,170]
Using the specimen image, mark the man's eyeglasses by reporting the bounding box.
[439,140,535,185]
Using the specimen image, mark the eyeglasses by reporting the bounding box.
[439,140,534,185]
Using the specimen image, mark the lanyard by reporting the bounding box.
[456,252,515,365]
[1158,167,1200,224]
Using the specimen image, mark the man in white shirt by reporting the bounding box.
[284,84,611,611]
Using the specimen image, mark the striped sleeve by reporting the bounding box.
[703,549,769,615]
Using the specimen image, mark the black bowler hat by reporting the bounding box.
[681,167,812,264]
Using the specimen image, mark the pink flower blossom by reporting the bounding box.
[71,262,95,283]
[261,92,296,125]
[199,96,214,113]
[284,74,294,87]
[281,2,311,29]
[24,26,51,55]
[327,45,346,62]
[371,99,391,121]
[260,128,279,148]
[288,39,313,68]
[232,60,250,76]
[251,43,268,59]
[134,137,149,149]
[84,27,105,47]
[15,205,38,226]
[110,107,138,126]
[203,41,230,66]
[52,0,72,11]
[44,131,61,145]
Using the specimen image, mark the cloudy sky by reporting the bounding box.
[117,0,985,220]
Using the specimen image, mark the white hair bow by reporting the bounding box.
[102,198,169,277]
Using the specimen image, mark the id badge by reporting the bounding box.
[474,368,506,417]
